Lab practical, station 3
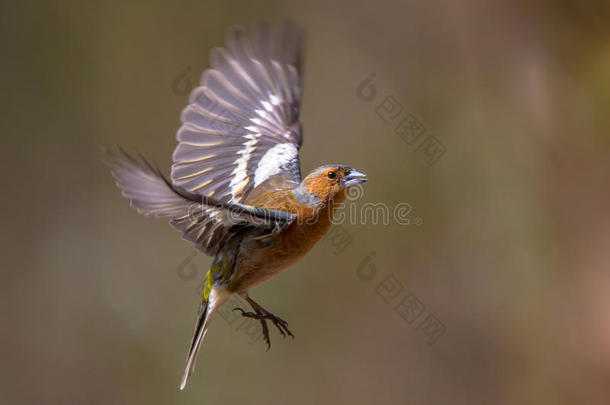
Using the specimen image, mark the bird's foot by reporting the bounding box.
[233,307,294,350]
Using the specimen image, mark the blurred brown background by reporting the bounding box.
[2,0,610,404]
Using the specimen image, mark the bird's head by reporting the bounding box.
[295,165,367,206]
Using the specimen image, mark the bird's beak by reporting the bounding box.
[344,170,368,187]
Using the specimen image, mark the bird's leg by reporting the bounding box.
[232,305,272,349]
[245,296,294,340]
[232,294,294,350]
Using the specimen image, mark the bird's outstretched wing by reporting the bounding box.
[171,21,304,204]
[105,148,295,255]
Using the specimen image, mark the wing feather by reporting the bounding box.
[171,21,304,204]
[105,149,294,255]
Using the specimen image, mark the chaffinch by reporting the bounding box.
[105,21,367,389]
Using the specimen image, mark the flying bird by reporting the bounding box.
[105,21,367,389]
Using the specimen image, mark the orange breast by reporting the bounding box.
[228,191,346,292]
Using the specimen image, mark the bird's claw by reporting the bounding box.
[232,307,254,316]
[233,306,294,348]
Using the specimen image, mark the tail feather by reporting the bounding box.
[179,289,228,390]
[180,305,210,390]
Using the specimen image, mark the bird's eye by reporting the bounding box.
[327,171,336,179]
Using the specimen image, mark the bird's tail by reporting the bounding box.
[180,288,228,390]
